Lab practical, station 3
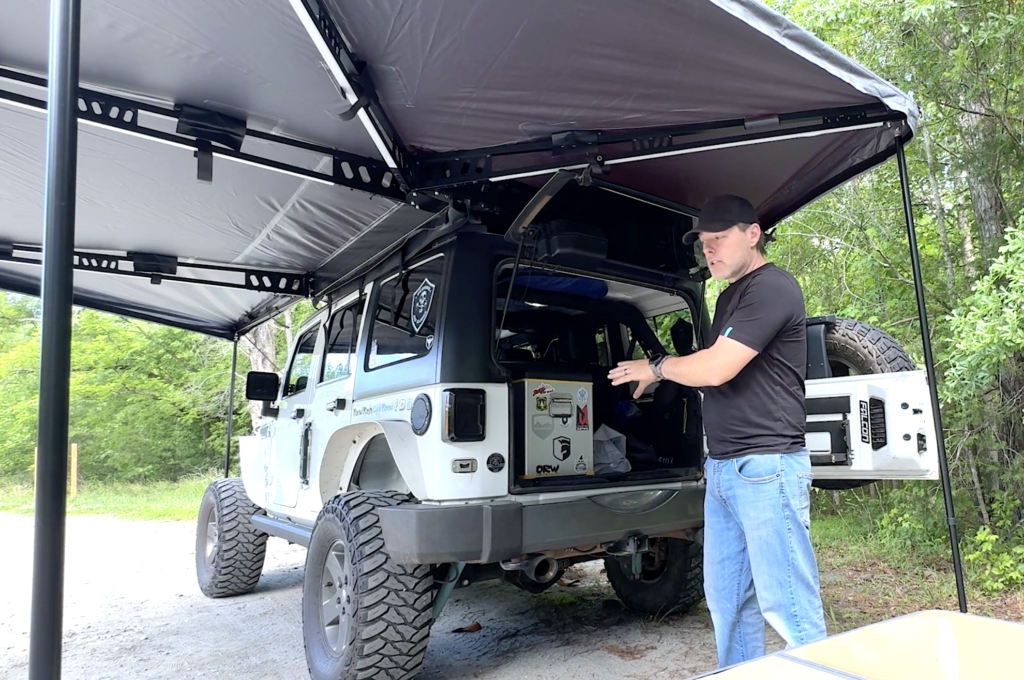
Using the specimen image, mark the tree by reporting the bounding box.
[765,1,1024,568]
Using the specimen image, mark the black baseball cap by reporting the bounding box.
[682,194,759,245]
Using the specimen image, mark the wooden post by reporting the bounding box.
[69,443,78,499]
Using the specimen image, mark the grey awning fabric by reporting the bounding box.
[0,0,430,338]
[0,0,380,157]
[0,0,919,337]
[333,0,917,224]
[0,96,423,338]
[333,0,916,151]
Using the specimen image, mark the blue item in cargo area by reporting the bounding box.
[499,269,608,299]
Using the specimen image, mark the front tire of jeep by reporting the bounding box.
[303,491,434,680]
[604,537,704,617]
[195,477,268,598]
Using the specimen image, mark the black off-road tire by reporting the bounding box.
[824,318,915,377]
[303,491,434,680]
[195,478,268,598]
[604,537,704,617]
[816,318,915,491]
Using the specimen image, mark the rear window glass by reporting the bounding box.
[320,302,361,383]
[367,256,444,370]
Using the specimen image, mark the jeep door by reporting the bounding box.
[304,290,367,511]
[269,321,322,509]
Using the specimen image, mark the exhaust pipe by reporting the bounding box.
[524,556,559,583]
[500,555,560,584]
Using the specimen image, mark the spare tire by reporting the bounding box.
[814,318,915,491]
[824,318,915,377]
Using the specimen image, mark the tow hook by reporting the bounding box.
[608,535,650,581]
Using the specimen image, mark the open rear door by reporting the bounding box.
[806,371,938,482]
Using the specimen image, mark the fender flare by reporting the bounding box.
[316,420,429,503]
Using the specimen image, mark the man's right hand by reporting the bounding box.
[608,360,656,399]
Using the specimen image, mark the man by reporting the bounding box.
[608,194,827,667]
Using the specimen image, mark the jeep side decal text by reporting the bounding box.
[352,397,415,420]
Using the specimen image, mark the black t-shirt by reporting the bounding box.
[703,263,807,459]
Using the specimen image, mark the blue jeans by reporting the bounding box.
[703,450,827,667]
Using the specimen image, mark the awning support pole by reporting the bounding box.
[29,0,82,678]
[223,339,239,478]
[896,131,968,613]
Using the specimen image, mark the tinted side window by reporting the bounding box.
[368,256,444,370]
[321,302,361,383]
[285,327,319,396]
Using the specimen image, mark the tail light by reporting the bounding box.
[442,389,486,442]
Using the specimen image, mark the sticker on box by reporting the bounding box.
[532,383,555,396]
[531,414,554,439]
[576,405,589,431]
[553,436,571,461]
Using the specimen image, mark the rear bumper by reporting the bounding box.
[376,485,704,564]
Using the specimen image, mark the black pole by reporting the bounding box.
[895,131,968,613]
[30,0,81,678]
[223,339,238,478]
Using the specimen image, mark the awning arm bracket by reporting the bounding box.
[0,243,310,296]
[0,66,408,201]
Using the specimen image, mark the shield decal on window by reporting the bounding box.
[410,277,436,333]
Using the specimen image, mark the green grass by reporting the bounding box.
[812,511,900,567]
[0,473,217,521]
[809,505,1024,630]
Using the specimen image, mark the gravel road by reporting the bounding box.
[1,514,783,679]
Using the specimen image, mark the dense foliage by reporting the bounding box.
[768,0,1024,591]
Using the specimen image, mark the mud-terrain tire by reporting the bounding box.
[195,478,268,598]
[816,318,915,490]
[825,318,915,377]
[604,537,704,617]
[303,491,434,680]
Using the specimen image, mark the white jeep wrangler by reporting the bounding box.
[194,216,939,680]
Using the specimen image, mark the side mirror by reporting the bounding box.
[246,371,280,401]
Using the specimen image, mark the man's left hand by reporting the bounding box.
[608,360,656,399]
